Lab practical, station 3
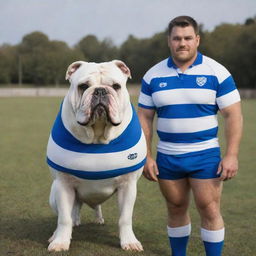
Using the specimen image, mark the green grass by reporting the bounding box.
[0,97,255,256]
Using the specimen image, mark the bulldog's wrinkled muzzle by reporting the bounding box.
[77,87,121,126]
[91,87,110,119]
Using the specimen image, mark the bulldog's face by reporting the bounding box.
[65,60,131,127]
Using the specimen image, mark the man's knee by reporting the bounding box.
[198,201,221,220]
[166,200,189,216]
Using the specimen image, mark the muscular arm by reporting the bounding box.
[137,107,159,182]
[217,102,243,180]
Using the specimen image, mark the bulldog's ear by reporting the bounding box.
[112,60,132,79]
[65,61,84,80]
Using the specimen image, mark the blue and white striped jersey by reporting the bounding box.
[47,104,146,179]
[138,52,240,156]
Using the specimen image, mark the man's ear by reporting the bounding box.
[112,60,132,79]
[65,61,85,81]
[196,34,200,47]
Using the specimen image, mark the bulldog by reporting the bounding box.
[46,60,146,252]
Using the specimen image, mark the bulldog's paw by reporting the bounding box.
[48,231,56,243]
[72,218,81,227]
[121,241,144,252]
[48,239,70,252]
[95,216,105,225]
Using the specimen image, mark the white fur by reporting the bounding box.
[48,60,144,252]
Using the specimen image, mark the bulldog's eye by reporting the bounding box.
[78,84,89,93]
[112,83,121,90]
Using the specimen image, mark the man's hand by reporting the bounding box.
[217,155,238,181]
[143,156,159,182]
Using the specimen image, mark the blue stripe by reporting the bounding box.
[203,241,224,256]
[141,79,151,95]
[51,104,142,153]
[47,157,146,180]
[150,75,218,93]
[217,76,236,97]
[157,104,218,118]
[138,103,155,109]
[157,127,218,143]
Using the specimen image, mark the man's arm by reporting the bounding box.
[217,102,243,181]
[137,107,159,182]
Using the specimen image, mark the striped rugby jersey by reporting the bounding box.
[47,103,146,179]
[138,52,240,156]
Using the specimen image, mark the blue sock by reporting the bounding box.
[201,227,225,256]
[167,224,191,256]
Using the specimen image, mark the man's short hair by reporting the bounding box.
[168,16,199,35]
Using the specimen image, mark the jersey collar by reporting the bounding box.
[167,52,203,69]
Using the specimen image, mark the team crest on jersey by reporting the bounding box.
[159,82,167,88]
[196,76,207,86]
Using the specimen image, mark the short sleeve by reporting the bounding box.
[138,78,155,109]
[216,75,240,109]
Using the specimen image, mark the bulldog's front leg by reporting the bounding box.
[117,171,143,252]
[48,179,75,252]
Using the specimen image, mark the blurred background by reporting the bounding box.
[0,0,255,91]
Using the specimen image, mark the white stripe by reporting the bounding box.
[216,90,240,109]
[203,56,231,84]
[47,133,147,172]
[157,138,219,155]
[167,224,191,238]
[138,92,154,107]
[188,56,231,84]
[152,89,216,107]
[157,115,218,133]
[201,228,225,243]
[184,56,230,84]
[143,58,176,84]
[186,63,213,76]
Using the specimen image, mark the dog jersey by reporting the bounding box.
[46,103,146,180]
[139,52,241,156]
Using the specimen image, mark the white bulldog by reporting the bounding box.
[46,60,146,252]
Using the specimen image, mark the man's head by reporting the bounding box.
[167,16,200,66]
[168,16,199,36]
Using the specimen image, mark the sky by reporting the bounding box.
[0,0,255,47]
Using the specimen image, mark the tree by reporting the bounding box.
[15,32,84,85]
[245,17,256,26]
[17,32,50,84]
[231,24,256,88]
[0,44,16,84]
[200,22,256,88]
[76,35,118,62]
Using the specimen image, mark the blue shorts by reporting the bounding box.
[156,148,221,180]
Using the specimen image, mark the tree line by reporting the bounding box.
[0,17,255,88]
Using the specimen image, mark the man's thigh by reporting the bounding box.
[159,178,191,206]
[189,178,223,209]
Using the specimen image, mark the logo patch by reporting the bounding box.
[128,153,138,160]
[159,82,167,88]
[196,76,207,87]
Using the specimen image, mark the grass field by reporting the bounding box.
[0,97,255,256]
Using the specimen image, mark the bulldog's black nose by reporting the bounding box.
[94,87,108,96]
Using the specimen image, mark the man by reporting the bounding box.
[138,16,243,256]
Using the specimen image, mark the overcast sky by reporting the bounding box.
[1,0,255,47]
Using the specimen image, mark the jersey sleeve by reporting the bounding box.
[138,78,155,109]
[215,69,240,109]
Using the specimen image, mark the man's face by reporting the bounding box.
[168,25,200,64]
